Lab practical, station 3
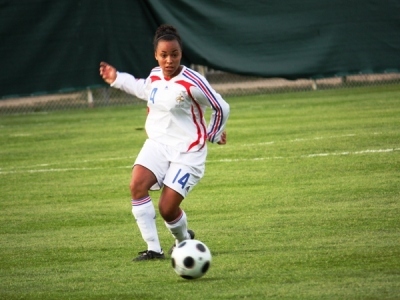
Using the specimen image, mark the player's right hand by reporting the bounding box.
[99,62,117,84]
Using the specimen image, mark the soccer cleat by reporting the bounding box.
[168,229,195,255]
[132,250,165,261]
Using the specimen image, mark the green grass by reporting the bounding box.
[1,84,399,299]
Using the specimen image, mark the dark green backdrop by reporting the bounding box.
[1,0,399,98]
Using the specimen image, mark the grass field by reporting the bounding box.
[1,85,399,299]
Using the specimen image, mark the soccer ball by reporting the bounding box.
[171,239,212,280]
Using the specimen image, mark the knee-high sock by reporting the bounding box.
[165,210,191,245]
[131,196,162,253]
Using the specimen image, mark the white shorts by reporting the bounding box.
[134,139,207,198]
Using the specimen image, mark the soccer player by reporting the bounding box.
[99,24,230,261]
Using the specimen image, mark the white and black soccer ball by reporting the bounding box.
[171,239,212,280]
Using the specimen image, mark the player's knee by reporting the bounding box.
[158,204,168,220]
[129,180,135,193]
[129,178,146,199]
[159,203,180,222]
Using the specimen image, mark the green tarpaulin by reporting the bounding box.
[0,0,399,98]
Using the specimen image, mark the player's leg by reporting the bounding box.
[130,139,169,261]
[161,162,203,253]
[130,165,161,249]
[159,186,193,247]
[130,165,164,260]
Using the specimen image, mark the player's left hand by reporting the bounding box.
[218,131,227,145]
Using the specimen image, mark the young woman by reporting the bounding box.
[99,24,230,261]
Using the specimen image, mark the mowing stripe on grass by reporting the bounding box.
[243,133,381,146]
[1,147,398,174]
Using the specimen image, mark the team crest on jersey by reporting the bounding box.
[176,93,185,106]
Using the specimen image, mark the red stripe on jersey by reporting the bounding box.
[176,80,207,151]
[175,80,195,97]
[150,75,161,83]
[182,70,222,141]
[187,101,207,151]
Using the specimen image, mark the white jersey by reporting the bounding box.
[111,65,230,152]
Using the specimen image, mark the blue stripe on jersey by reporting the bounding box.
[182,69,223,142]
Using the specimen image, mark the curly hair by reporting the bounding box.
[153,24,182,51]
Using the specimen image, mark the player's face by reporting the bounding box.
[155,40,182,79]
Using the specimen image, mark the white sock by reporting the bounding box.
[131,196,162,253]
[165,210,191,245]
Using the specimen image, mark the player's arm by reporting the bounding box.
[206,92,230,144]
[190,85,230,144]
[99,62,148,100]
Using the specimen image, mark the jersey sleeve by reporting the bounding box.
[190,80,230,144]
[110,72,149,101]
